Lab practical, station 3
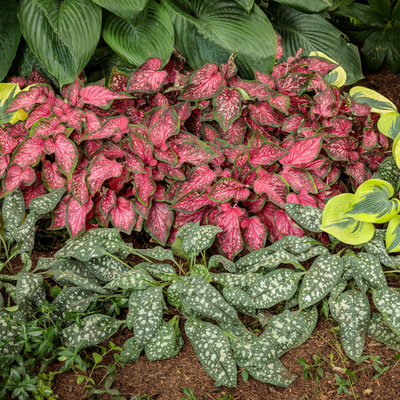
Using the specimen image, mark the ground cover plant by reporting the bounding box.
[0,49,389,260]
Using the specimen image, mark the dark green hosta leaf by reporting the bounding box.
[252,308,317,364]
[60,314,123,349]
[284,204,323,233]
[367,313,400,353]
[329,289,370,361]
[53,287,99,314]
[0,309,25,364]
[345,253,387,290]
[185,318,237,388]
[364,238,394,268]
[18,0,102,87]
[2,189,25,242]
[299,254,343,309]
[233,0,254,13]
[161,0,276,79]
[377,156,400,192]
[85,255,130,282]
[211,272,261,291]
[273,0,332,13]
[134,246,175,263]
[134,286,164,347]
[177,222,222,261]
[223,286,255,316]
[176,276,238,324]
[121,337,143,363]
[104,268,154,290]
[28,188,67,215]
[247,269,302,309]
[296,246,330,262]
[137,262,177,281]
[14,213,36,254]
[271,2,363,85]
[102,1,174,68]
[208,255,236,273]
[91,0,148,25]
[190,264,212,282]
[145,320,177,361]
[373,287,400,337]
[0,0,21,82]
[53,270,108,295]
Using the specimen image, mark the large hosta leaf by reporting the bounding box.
[102,1,174,68]
[0,0,21,82]
[270,2,363,85]
[18,0,102,87]
[161,0,276,79]
[91,0,149,25]
[273,0,332,13]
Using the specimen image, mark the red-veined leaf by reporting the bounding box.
[248,102,281,127]
[110,197,136,234]
[79,85,131,109]
[255,202,283,243]
[268,93,290,115]
[0,155,9,178]
[202,123,219,142]
[170,138,217,167]
[157,162,185,180]
[154,147,177,166]
[93,142,125,159]
[213,87,242,132]
[282,114,304,134]
[279,134,323,166]
[253,169,288,208]
[234,79,271,101]
[324,137,359,163]
[6,85,46,113]
[66,197,93,239]
[241,216,267,252]
[127,58,168,93]
[362,128,378,149]
[66,77,84,107]
[109,67,129,92]
[23,180,47,208]
[346,162,367,186]
[346,94,371,117]
[254,70,276,90]
[41,161,66,191]
[220,52,237,80]
[276,73,313,97]
[286,188,318,208]
[49,195,70,230]
[171,191,215,213]
[0,128,18,155]
[280,164,317,194]
[133,167,156,206]
[24,104,52,130]
[219,117,246,145]
[134,214,144,232]
[100,188,116,220]
[275,209,303,237]
[129,130,157,167]
[144,201,174,246]
[70,169,89,205]
[248,141,288,166]
[323,116,352,136]
[53,104,85,131]
[126,155,145,174]
[311,87,337,119]
[208,178,250,202]
[86,155,123,194]
[84,111,102,134]
[149,107,180,150]
[4,165,35,193]
[134,198,151,220]
[83,115,129,141]
[175,165,217,200]
[12,137,44,168]
[30,115,66,138]
[173,101,191,123]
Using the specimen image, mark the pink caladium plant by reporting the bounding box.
[0,48,387,257]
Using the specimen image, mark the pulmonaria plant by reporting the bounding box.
[0,48,386,259]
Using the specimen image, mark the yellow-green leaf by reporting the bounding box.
[378,112,400,140]
[0,83,28,124]
[309,51,346,88]
[349,87,397,115]
[320,193,375,245]
[386,215,400,253]
[344,179,400,224]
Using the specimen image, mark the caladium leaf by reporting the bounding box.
[279,134,323,166]
[179,63,223,101]
[208,178,250,203]
[60,314,123,349]
[66,197,93,239]
[6,85,46,113]
[149,107,180,150]
[219,117,246,146]
[29,187,66,214]
[83,115,129,141]
[235,80,272,102]
[367,313,400,353]
[253,169,288,208]
[277,73,313,97]
[87,155,123,194]
[240,216,267,252]
[275,209,304,238]
[171,138,217,167]
[373,287,400,337]
[133,168,156,206]
[144,201,174,246]
[284,203,323,233]
[213,87,242,131]
[79,85,131,109]
[248,141,288,166]
[42,161,66,191]
[329,289,370,361]
[4,165,35,194]
[311,87,337,118]
[299,254,343,309]
[49,195,69,230]
[12,136,44,169]
[324,137,359,163]
[280,164,317,194]
[185,318,237,388]
[248,102,281,127]
[127,58,168,93]
[175,165,217,200]
[268,92,290,114]
[247,269,302,308]
[0,155,9,178]
[44,134,78,179]
[30,115,65,138]
[110,197,136,234]
[129,130,157,167]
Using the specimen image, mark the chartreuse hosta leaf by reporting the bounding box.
[211,272,261,292]
[298,254,343,309]
[0,83,28,124]
[145,320,178,361]
[0,309,25,364]
[223,286,256,316]
[320,193,375,245]
[28,187,67,215]
[252,308,317,364]
[368,313,400,353]
[104,268,154,290]
[177,276,239,324]
[364,238,394,267]
[161,0,276,79]
[2,189,25,242]
[52,270,108,295]
[247,269,302,309]
[349,87,398,115]
[134,286,164,347]
[85,255,130,282]
[378,112,400,140]
[60,314,123,349]
[344,179,400,224]
[185,318,237,388]
[309,51,346,87]
[177,222,222,261]
[373,287,400,337]
[386,216,400,253]
[284,204,323,233]
[208,255,236,273]
[121,337,143,363]
[19,0,102,87]
[377,157,400,192]
[329,289,370,361]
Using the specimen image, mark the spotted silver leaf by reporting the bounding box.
[190,263,212,282]
[208,255,236,273]
[377,156,400,191]
[135,246,175,262]
[137,262,177,281]
[223,286,256,316]
[373,287,400,337]
[269,236,321,254]
[2,189,25,242]
[284,204,323,233]
[364,238,394,268]
[330,278,348,300]
[367,313,400,353]
[126,289,145,329]
[82,255,129,282]
[0,309,25,364]
[257,309,273,327]
[211,272,261,291]
[296,246,329,262]
[52,270,108,295]
[14,213,36,254]
[53,287,99,315]
[16,270,43,306]
[29,187,67,214]
[50,259,101,284]
[104,268,154,290]
[166,281,181,308]
[145,320,177,361]
[121,336,143,363]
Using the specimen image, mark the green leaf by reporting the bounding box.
[271,2,363,85]
[177,222,222,261]
[190,264,212,283]
[60,314,123,349]
[367,313,400,353]
[373,287,400,337]
[91,0,148,25]
[137,262,177,281]
[133,286,164,347]
[168,315,184,357]
[85,255,130,282]
[134,246,176,263]
[13,213,36,254]
[102,1,174,68]
[320,193,375,245]
[211,272,261,291]
[349,86,398,114]
[2,189,25,242]
[296,246,330,262]
[121,337,143,363]
[274,0,332,13]
[364,237,394,267]
[176,276,238,324]
[284,204,323,233]
[233,0,254,13]
[298,254,343,309]
[52,287,98,314]
[145,320,177,361]
[28,188,67,215]
[378,112,400,140]
[329,289,370,361]
[208,255,236,273]
[344,179,400,224]
[222,286,255,316]
[171,237,187,261]
[0,0,21,82]
[376,156,400,192]
[161,0,276,79]
[185,318,237,388]
[0,309,25,364]
[18,0,102,87]
[246,269,302,309]
[104,268,154,290]
[52,270,108,295]
[92,352,102,364]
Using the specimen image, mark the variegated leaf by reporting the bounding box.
[284,203,323,233]
[223,286,256,316]
[367,313,400,353]
[85,255,130,282]
[373,287,400,337]
[208,255,236,273]
[134,246,175,262]
[48,259,100,284]
[268,235,321,254]
[211,272,261,292]
[364,237,394,268]
[0,309,25,363]
[190,264,212,283]
[137,262,177,281]
[296,246,329,261]
[13,212,36,254]
[2,189,25,241]
[145,320,178,361]
[52,270,108,295]
[104,268,154,290]
[53,287,99,315]
[121,336,143,363]
[28,187,66,214]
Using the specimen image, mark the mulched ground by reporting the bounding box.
[3,67,400,400]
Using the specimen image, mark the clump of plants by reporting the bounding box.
[0,49,387,259]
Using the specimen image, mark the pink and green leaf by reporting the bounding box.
[241,216,267,252]
[66,197,93,239]
[12,137,45,168]
[253,169,289,208]
[110,197,136,234]
[248,102,281,127]
[208,178,250,202]
[280,164,317,193]
[49,195,70,230]
[79,86,131,109]
[4,165,35,193]
[144,201,174,245]
[275,209,304,237]
[279,133,323,166]
[87,155,123,194]
[127,58,168,93]
[134,168,156,206]
[213,87,242,131]
[149,107,180,150]
[248,142,288,166]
